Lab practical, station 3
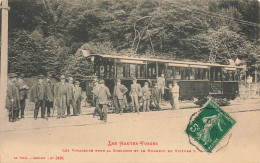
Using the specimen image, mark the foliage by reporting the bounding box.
[6,0,260,78]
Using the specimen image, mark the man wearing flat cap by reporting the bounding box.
[45,73,54,117]
[130,77,141,113]
[17,73,29,118]
[113,79,128,115]
[73,81,82,116]
[94,79,111,122]
[29,75,48,120]
[54,75,69,118]
[66,76,75,117]
[6,73,20,122]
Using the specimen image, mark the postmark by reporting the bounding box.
[186,100,236,152]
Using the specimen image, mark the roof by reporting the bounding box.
[88,54,245,69]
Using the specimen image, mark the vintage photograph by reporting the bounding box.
[0,0,259,162]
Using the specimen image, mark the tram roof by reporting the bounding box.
[89,54,245,69]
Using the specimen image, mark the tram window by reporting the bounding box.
[235,71,239,81]
[148,63,157,79]
[228,71,233,81]
[223,70,228,81]
[174,67,181,79]
[202,69,209,80]
[195,68,203,80]
[215,67,222,81]
[104,64,109,78]
[129,64,136,78]
[110,64,114,77]
[190,68,195,80]
[137,65,145,78]
[117,63,125,78]
[167,67,174,79]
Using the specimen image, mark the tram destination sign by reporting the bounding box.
[186,100,236,152]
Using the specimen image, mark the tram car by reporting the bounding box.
[84,54,245,104]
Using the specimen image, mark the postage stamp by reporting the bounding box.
[186,100,236,152]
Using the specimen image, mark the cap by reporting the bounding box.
[8,73,17,78]
[46,73,52,78]
[38,75,44,79]
[68,77,73,81]
[75,81,80,85]
[60,75,66,79]
[99,79,105,84]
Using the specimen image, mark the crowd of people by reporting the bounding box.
[5,73,180,123]
[93,75,180,123]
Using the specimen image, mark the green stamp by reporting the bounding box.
[186,100,236,152]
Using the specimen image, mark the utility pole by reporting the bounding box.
[0,0,9,119]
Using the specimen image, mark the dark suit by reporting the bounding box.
[30,82,47,119]
[17,78,28,118]
[95,84,111,122]
[113,84,128,114]
[6,80,20,121]
[45,80,54,117]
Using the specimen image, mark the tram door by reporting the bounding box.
[209,67,223,95]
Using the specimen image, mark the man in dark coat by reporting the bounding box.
[29,75,48,120]
[6,73,20,122]
[73,81,82,115]
[151,82,161,110]
[54,75,69,118]
[17,73,29,118]
[95,79,111,123]
[113,79,128,115]
[66,77,75,117]
[45,73,54,117]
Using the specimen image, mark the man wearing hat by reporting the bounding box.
[73,81,82,116]
[151,82,161,110]
[113,79,128,115]
[29,75,48,120]
[130,77,141,113]
[54,75,69,118]
[17,73,29,118]
[157,73,165,104]
[93,79,100,117]
[167,83,174,109]
[94,79,111,122]
[172,81,180,109]
[66,76,75,117]
[45,73,54,117]
[6,73,20,122]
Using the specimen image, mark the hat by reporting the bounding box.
[68,77,73,81]
[38,75,44,79]
[60,75,66,79]
[8,73,17,78]
[18,73,24,78]
[46,73,52,78]
[75,81,80,85]
[99,79,105,84]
